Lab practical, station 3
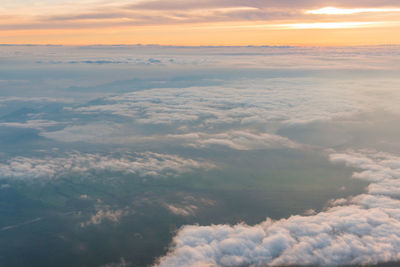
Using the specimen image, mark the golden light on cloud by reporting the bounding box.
[306,7,400,15]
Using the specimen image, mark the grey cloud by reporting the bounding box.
[41,123,124,143]
[0,97,73,103]
[155,150,400,266]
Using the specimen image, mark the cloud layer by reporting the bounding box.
[73,83,367,126]
[3,0,400,30]
[166,130,301,150]
[0,152,215,180]
[155,150,400,266]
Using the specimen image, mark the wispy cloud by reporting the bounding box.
[0,120,60,130]
[306,7,400,15]
[2,0,400,32]
[1,217,42,232]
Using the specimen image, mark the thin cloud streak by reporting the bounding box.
[306,7,400,15]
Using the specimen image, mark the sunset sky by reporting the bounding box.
[3,2,400,267]
[1,0,400,45]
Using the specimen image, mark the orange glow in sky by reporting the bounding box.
[0,1,399,45]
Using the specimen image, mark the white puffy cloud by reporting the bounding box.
[330,150,400,186]
[80,204,132,227]
[165,204,198,217]
[155,150,400,266]
[0,152,215,180]
[164,194,215,217]
[80,197,134,228]
[81,208,127,227]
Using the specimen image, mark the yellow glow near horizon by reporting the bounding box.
[306,7,400,15]
[1,21,399,46]
[279,21,388,29]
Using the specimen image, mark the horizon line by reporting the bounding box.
[1,43,400,48]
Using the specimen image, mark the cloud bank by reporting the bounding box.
[166,130,301,150]
[0,152,215,180]
[73,81,367,127]
[155,150,400,266]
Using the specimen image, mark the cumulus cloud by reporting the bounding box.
[164,194,215,217]
[165,204,198,217]
[80,204,130,227]
[155,150,400,266]
[0,152,215,180]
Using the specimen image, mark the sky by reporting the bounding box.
[1,0,400,45]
